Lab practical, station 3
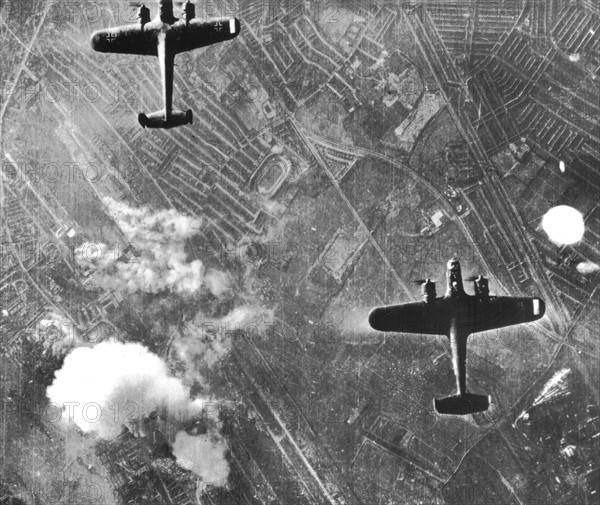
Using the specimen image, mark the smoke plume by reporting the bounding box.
[46,341,229,481]
[53,200,277,486]
[75,197,231,297]
[514,368,572,426]
[176,304,275,375]
[173,432,229,485]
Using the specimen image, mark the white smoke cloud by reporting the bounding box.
[176,304,275,373]
[576,261,600,275]
[514,368,572,426]
[47,341,229,482]
[261,199,286,217]
[72,199,271,378]
[532,368,572,407]
[36,312,85,355]
[103,197,201,243]
[55,199,280,486]
[173,432,230,485]
[75,198,231,297]
[220,304,274,328]
[47,341,191,437]
[204,269,232,298]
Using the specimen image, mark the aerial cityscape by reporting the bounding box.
[1,0,599,504]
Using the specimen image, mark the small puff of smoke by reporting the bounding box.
[176,304,275,375]
[576,261,600,275]
[37,311,85,355]
[204,269,232,298]
[219,304,274,328]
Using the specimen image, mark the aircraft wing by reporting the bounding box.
[90,25,157,56]
[368,300,450,335]
[465,296,545,334]
[171,18,240,54]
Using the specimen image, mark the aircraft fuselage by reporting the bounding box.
[90,0,240,128]
[367,259,545,414]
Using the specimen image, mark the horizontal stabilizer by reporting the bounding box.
[434,393,490,415]
[138,109,193,129]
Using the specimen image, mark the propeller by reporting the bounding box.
[412,278,437,285]
[127,0,188,5]
[125,1,190,13]
[467,274,490,296]
[127,0,193,24]
[415,277,437,301]
[465,274,487,282]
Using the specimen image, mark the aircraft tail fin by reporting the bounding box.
[138,109,193,129]
[434,393,490,415]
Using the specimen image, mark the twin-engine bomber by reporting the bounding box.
[368,260,545,416]
[89,8,548,419]
[90,0,240,129]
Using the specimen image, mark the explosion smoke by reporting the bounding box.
[173,432,229,485]
[36,311,84,355]
[176,304,275,374]
[532,368,572,407]
[47,341,229,482]
[53,200,277,486]
[75,197,231,297]
[514,368,572,426]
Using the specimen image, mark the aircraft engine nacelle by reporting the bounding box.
[421,279,436,303]
[474,275,489,298]
[138,4,151,25]
[183,1,196,23]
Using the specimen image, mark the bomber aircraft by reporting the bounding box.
[91,0,240,128]
[368,259,545,415]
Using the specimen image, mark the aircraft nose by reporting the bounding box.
[368,307,385,331]
[90,31,102,50]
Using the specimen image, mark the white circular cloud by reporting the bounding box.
[542,206,585,245]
